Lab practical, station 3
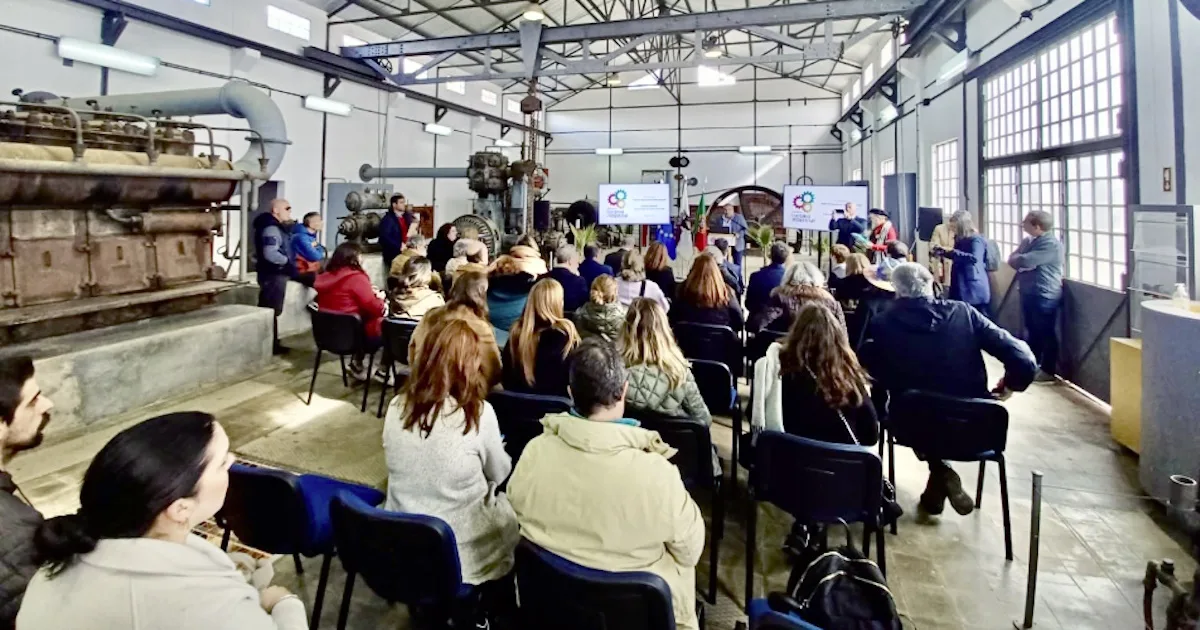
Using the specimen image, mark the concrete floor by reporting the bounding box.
[8,252,1190,629]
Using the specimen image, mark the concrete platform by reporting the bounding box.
[0,304,272,439]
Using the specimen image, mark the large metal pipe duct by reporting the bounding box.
[60,82,288,178]
[360,164,466,182]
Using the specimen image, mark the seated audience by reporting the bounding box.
[615,249,670,312]
[384,317,518,591]
[603,234,636,272]
[427,222,457,273]
[748,261,842,334]
[574,275,627,342]
[510,234,549,277]
[18,413,307,630]
[713,238,744,293]
[751,302,877,445]
[829,244,852,281]
[934,210,991,318]
[487,255,538,346]
[835,253,890,306]
[388,256,445,320]
[541,245,589,313]
[445,238,489,281]
[290,212,326,276]
[578,244,614,287]
[746,241,790,318]
[670,253,743,331]
[876,240,909,280]
[507,341,706,630]
[502,279,581,398]
[621,300,713,430]
[0,357,54,628]
[410,271,495,366]
[314,242,385,380]
[704,244,743,297]
[644,241,677,301]
[861,263,1036,518]
[389,235,428,278]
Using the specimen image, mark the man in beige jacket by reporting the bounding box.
[507,340,706,630]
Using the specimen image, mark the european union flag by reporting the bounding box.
[654,223,677,259]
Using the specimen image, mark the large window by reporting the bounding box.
[879,158,895,206]
[851,167,863,182]
[982,13,1126,291]
[267,6,310,41]
[932,139,960,214]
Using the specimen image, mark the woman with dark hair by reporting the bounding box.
[669,253,743,330]
[17,413,307,630]
[427,222,458,273]
[644,241,676,301]
[502,279,580,397]
[315,242,386,380]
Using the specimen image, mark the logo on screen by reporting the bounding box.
[792,190,816,213]
[607,189,627,209]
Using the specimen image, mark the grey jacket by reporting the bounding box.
[1007,233,1063,301]
[0,472,41,630]
[625,364,711,426]
[574,302,626,342]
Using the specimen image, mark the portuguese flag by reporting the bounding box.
[694,192,708,251]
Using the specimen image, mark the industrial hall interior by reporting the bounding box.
[3,0,1200,628]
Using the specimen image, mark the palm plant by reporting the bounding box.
[569,224,598,249]
[747,222,777,265]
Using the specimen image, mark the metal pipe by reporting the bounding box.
[59,81,288,178]
[1018,471,1044,629]
[359,164,467,182]
[0,157,245,180]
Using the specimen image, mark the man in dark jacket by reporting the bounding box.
[253,198,295,355]
[0,356,54,629]
[378,193,409,274]
[746,241,790,319]
[580,244,614,287]
[603,234,635,273]
[861,263,1036,519]
[542,244,589,313]
[712,239,744,297]
[829,201,869,249]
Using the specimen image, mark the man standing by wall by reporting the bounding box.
[1008,210,1064,382]
[0,356,55,630]
[253,198,295,356]
[379,193,409,274]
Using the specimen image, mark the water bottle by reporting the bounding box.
[1172,283,1190,307]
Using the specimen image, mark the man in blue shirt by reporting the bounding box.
[1007,210,1064,382]
[716,205,749,271]
[291,212,326,279]
[746,241,790,319]
[378,193,409,274]
[579,244,614,287]
[829,201,869,250]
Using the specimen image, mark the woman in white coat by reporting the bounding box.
[17,412,306,630]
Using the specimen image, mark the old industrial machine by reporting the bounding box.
[0,81,284,344]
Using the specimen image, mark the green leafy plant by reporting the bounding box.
[569,224,598,249]
[747,222,777,265]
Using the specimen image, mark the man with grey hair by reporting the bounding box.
[604,233,637,272]
[542,243,589,312]
[931,210,992,318]
[508,340,706,630]
[746,241,792,318]
[1008,210,1064,381]
[862,262,1036,519]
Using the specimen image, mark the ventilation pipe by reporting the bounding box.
[360,164,466,181]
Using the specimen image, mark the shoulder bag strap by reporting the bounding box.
[639,280,647,297]
[808,366,860,446]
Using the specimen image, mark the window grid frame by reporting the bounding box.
[879,158,895,207]
[932,139,960,215]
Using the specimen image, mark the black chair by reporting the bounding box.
[486,390,572,465]
[515,539,676,630]
[745,431,885,606]
[308,310,376,412]
[885,389,1013,559]
[745,329,787,379]
[624,407,724,605]
[375,317,421,417]
[329,492,477,630]
[673,322,743,379]
[217,464,384,630]
[689,358,744,492]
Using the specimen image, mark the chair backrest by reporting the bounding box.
[311,309,366,355]
[487,390,572,463]
[219,464,315,555]
[623,406,713,489]
[515,539,676,630]
[330,492,464,606]
[673,321,742,377]
[382,317,421,366]
[747,330,788,365]
[751,431,882,525]
[888,390,1009,459]
[689,358,736,413]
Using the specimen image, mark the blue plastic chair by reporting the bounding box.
[329,491,476,630]
[217,463,384,630]
[884,389,1013,559]
[747,597,824,629]
[745,431,885,607]
[673,322,744,379]
[515,539,676,630]
[487,390,572,465]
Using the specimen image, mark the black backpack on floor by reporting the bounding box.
[784,526,902,630]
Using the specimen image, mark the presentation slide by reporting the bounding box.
[597,183,671,225]
[782,185,870,230]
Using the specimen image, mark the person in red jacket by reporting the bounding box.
[862,208,898,263]
[314,242,386,380]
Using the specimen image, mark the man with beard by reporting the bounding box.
[0,356,54,629]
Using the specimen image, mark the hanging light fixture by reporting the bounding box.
[522,2,546,21]
[702,35,723,59]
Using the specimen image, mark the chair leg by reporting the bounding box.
[744,496,757,608]
[220,527,231,552]
[976,460,987,507]
[999,455,1013,562]
[876,524,887,577]
[336,571,356,630]
[293,553,304,575]
[307,350,323,405]
[863,523,871,556]
[376,372,388,419]
[360,351,374,413]
[888,435,897,536]
[339,356,348,387]
[730,404,742,504]
[311,553,333,630]
[708,477,724,604]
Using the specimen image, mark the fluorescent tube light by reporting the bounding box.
[595,148,623,156]
[424,123,453,136]
[493,138,516,147]
[303,96,352,117]
[738,146,772,154]
[57,37,159,76]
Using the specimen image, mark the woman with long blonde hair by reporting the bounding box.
[502,278,580,397]
[670,253,743,330]
[620,299,711,427]
[614,249,670,312]
[383,315,518,591]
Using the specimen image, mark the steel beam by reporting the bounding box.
[341,0,924,58]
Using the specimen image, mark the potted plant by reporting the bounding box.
[747,222,777,266]
[569,224,598,250]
